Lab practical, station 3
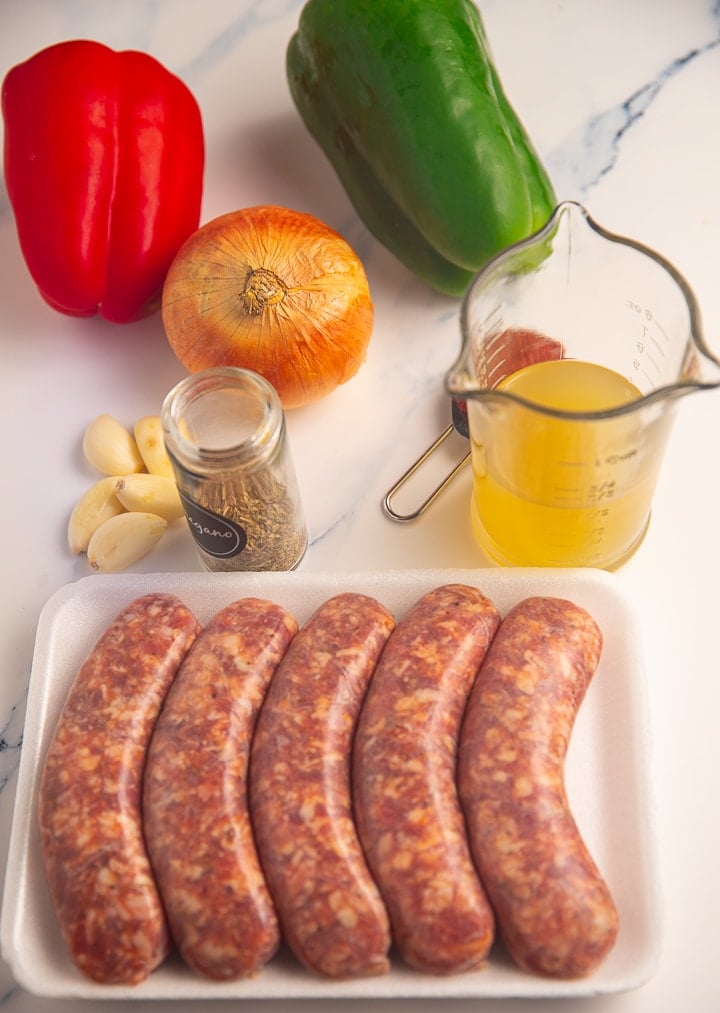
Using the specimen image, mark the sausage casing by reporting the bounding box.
[143,597,298,980]
[38,592,201,985]
[353,584,500,974]
[457,595,619,979]
[250,592,395,979]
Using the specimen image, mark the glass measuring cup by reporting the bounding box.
[445,200,720,570]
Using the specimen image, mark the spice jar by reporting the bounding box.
[162,367,308,572]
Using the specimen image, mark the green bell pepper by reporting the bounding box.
[287,0,557,298]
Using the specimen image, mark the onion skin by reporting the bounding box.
[161,205,374,409]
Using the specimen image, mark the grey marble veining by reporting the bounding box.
[180,0,304,83]
[0,704,24,796]
[548,19,720,199]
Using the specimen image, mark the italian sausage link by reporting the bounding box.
[457,596,618,979]
[143,597,298,980]
[352,584,500,975]
[38,592,201,985]
[250,592,395,979]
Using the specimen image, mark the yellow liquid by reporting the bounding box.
[469,360,656,568]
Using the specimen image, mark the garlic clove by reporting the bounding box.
[67,476,126,554]
[82,414,145,476]
[113,473,184,521]
[134,415,174,477]
[87,512,167,573]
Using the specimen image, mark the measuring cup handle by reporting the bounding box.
[382,425,471,522]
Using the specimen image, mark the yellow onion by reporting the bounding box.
[161,205,374,409]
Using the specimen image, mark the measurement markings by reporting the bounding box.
[644,349,661,375]
[550,486,583,503]
[650,332,666,357]
[652,317,672,344]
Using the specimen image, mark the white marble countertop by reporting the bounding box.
[1,1,719,1011]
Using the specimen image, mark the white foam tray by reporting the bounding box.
[1,568,661,1000]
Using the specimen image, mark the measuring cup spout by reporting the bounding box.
[691,341,720,389]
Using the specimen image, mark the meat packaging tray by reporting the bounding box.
[1,567,661,1000]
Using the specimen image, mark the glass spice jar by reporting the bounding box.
[161,367,308,572]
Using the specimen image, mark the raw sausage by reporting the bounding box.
[250,592,395,979]
[352,584,500,974]
[457,596,617,978]
[457,596,618,979]
[38,593,201,985]
[143,597,297,980]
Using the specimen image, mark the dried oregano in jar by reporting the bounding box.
[162,367,307,572]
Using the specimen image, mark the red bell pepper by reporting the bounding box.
[2,39,204,323]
